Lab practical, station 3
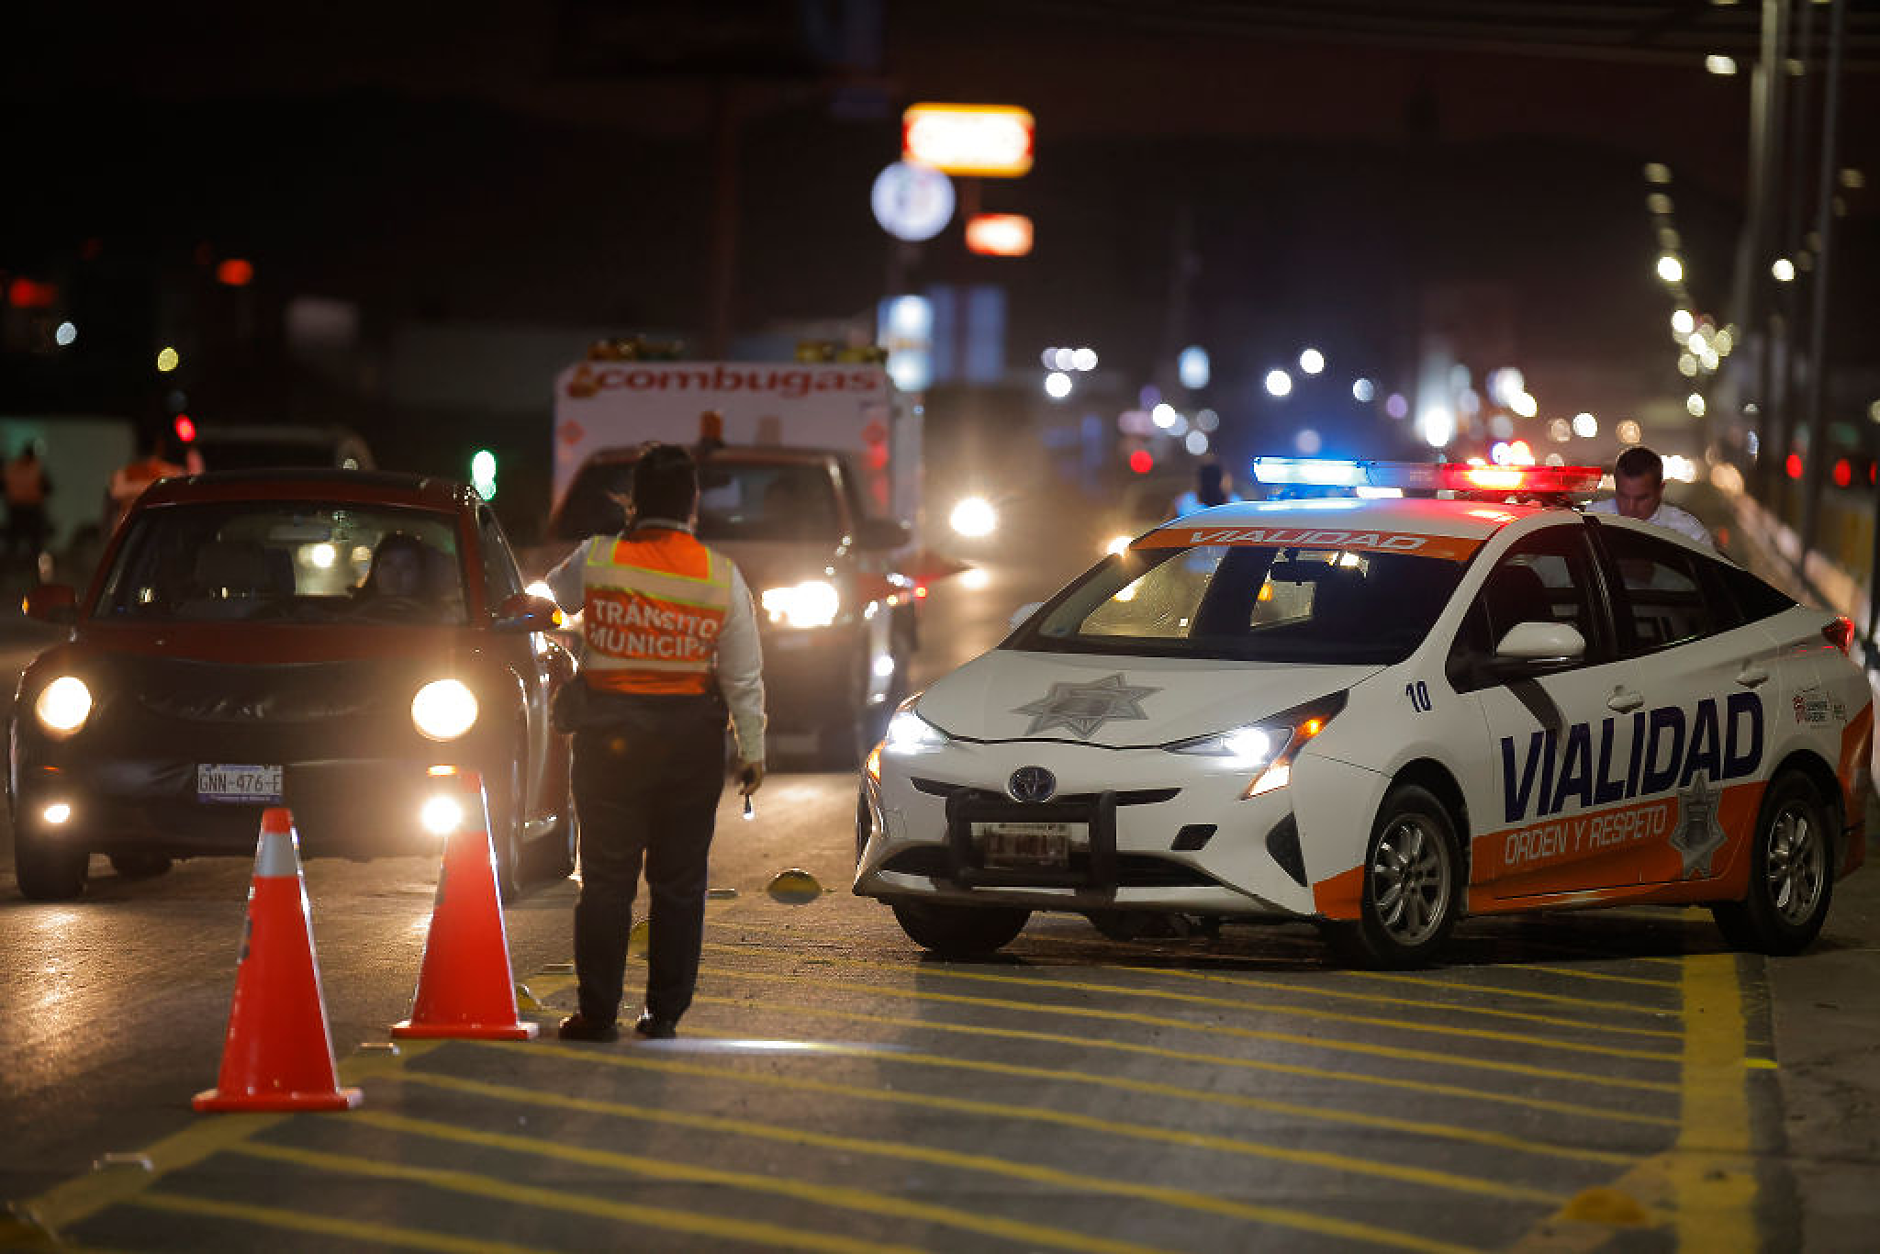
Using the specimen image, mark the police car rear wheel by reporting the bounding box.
[1335,785,1462,969]
[891,900,1030,957]
[1712,770,1832,955]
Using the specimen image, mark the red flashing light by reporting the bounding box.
[1443,463,1602,494]
[216,258,254,287]
[173,414,197,443]
[1786,453,1803,480]
[1824,616,1856,656]
[7,277,57,308]
[1128,449,1154,475]
[1834,459,1852,488]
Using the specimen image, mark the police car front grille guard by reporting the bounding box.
[913,778,1179,807]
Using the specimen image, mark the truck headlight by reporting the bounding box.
[412,678,479,741]
[35,676,92,735]
[761,580,840,629]
[949,496,998,538]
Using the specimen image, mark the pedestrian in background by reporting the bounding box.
[4,442,53,572]
[1586,446,1713,547]
[543,442,765,1042]
[108,431,184,534]
[1170,460,1242,518]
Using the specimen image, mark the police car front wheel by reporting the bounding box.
[1331,785,1464,969]
[1712,770,1833,955]
[891,900,1030,957]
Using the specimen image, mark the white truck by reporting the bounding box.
[536,351,926,764]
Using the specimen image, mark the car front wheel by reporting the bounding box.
[15,827,89,900]
[1330,784,1463,969]
[891,900,1030,957]
[1712,770,1833,955]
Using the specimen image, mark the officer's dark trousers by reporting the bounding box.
[571,694,727,1026]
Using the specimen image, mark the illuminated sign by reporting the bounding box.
[902,103,1034,177]
[964,214,1033,256]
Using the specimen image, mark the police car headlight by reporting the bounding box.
[412,679,479,741]
[761,580,840,629]
[886,707,950,753]
[35,676,92,735]
[1164,693,1346,798]
[525,579,554,601]
[1166,725,1282,771]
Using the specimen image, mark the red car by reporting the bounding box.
[9,469,577,901]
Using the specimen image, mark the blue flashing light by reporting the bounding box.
[1251,457,1365,487]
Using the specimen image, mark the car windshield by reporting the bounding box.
[554,457,844,544]
[94,502,468,626]
[1006,543,1467,664]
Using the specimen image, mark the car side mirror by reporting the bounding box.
[23,584,77,625]
[854,518,912,551]
[1008,600,1045,632]
[1493,620,1585,663]
[492,591,562,633]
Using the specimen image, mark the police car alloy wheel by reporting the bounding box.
[1333,784,1463,968]
[1711,770,1833,954]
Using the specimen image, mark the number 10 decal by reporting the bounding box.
[1406,681,1433,713]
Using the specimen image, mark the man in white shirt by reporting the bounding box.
[1585,446,1714,548]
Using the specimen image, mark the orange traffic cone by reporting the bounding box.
[194,808,363,1112]
[392,769,539,1040]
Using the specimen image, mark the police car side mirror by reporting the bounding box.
[1009,601,1045,632]
[1493,621,1586,663]
[23,583,78,626]
[854,518,911,551]
[492,592,562,633]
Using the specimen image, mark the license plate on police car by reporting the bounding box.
[197,764,283,804]
[972,821,1082,868]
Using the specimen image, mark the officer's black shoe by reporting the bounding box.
[633,1011,678,1040]
[557,1013,619,1042]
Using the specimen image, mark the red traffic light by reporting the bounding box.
[216,258,254,287]
[173,414,197,443]
[1128,449,1154,475]
[1786,453,1803,480]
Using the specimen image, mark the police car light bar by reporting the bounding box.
[1251,458,1603,495]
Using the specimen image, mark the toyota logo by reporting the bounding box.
[1007,766,1057,803]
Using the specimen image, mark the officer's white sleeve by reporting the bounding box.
[716,564,766,764]
[542,537,595,614]
[1660,505,1716,549]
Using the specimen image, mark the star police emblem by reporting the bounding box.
[1012,673,1160,740]
[1671,772,1727,879]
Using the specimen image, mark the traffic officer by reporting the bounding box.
[1586,445,1713,547]
[543,443,765,1041]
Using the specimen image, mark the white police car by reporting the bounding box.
[856,460,1872,966]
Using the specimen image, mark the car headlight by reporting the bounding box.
[412,678,479,741]
[761,580,840,629]
[885,706,950,752]
[34,676,92,735]
[950,497,998,538]
[1164,692,1347,798]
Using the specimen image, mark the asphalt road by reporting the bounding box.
[3,486,1879,1251]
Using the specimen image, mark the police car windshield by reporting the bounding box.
[554,458,844,544]
[1007,544,1466,664]
[94,502,468,626]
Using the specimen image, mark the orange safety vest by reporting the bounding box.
[4,458,46,506]
[580,528,733,695]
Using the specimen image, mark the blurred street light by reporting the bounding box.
[1151,403,1178,429]
[1352,378,1374,402]
[1298,348,1325,375]
[1686,393,1707,417]
[54,321,77,346]
[1771,257,1797,282]
[1706,55,1739,75]
[1656,255,1684,283]
[1264,369,1292,398]
[1572,412,1598,438]
[1671,309,1696,335]
[1044,371,1072,399]
[156,347,180,373]
[1178,345,1210,389]
[1617,419,1644,444]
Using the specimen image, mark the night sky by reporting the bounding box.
[3,1,1875,512]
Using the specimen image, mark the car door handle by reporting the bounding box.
[1608,689,1645,712]
[1735,665,1770,688]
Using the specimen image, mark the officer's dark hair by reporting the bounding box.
[1614,445,1664,485]
[630,443,699,522]
[1197,462,1228,507]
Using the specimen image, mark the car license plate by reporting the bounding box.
[972,821,1081,868]
[197,764,283,804]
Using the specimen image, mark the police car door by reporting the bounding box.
[1591,520,1780,887]
[1449,520,1657,905]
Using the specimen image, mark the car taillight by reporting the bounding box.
[1823,616,1855,656]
